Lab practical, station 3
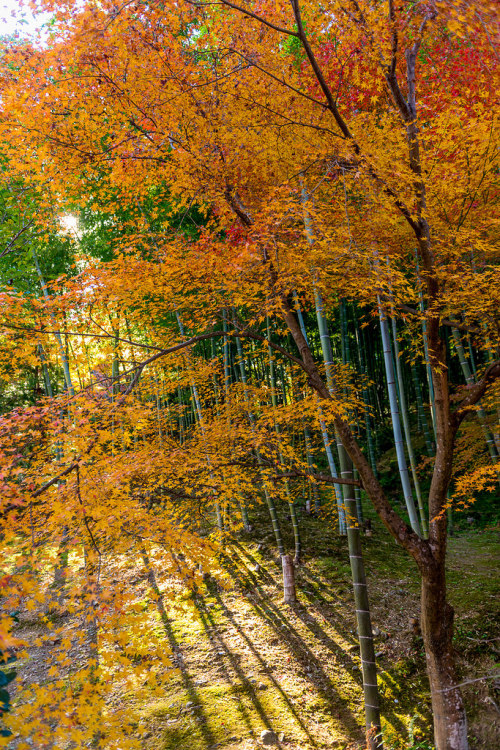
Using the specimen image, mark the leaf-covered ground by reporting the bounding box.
[7,517,500,750]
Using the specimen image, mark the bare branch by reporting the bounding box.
[32,461,80,498]
[454,360,500,427]
[186,0,300,38]
[437,673,500,694]
[0,323,164,351]
[274,470,362,488]
[0,218,35,259]
[228,48,334,113]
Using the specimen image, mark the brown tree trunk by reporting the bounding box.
[281,554,296,603]
[421,565,468,750]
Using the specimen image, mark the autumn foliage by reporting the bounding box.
[0,1,499,748]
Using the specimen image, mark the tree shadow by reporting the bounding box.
[223,544,276,587]
[202,582,319,746]
[291,605,361,676]
[192,595,286,741]
[210,562,364,742]
[141,550,216,748]
[289,561,411,738]
[228,544,360,663]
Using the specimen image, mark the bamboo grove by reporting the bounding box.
[0,1,499,749]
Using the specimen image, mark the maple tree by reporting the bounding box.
[0,1,499,749]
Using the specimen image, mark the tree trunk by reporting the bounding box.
[421,566,468,750]
[281,555,296,603]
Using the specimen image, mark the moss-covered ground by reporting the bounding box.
[129,514,498,750]
[8,511,499,750]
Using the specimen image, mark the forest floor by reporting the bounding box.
[7,515,500,750]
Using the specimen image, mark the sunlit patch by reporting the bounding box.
[59,213,80,238]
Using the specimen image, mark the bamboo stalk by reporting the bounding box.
[293,286,347,533]
[32,246,75,396]
[411,362,435,457]
[302,179,381,739]
[416,253,437,442]
[377,298,422,536]
[176,312,224,538]
[233,322,285,556]
[223,312,251,533]
[451,327,499,464]
[390,314,428,535]
[353,317,378,476]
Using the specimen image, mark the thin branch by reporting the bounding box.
[274,470,362,488]
[33,461,80,498]
[290,0,353,141]
[437,673,500,693]
[186,0,300,38]
[0,323,164,350]
[454,360,500,427]
[0,219,35,259]
[373,299,482,335]
[228,49,334,113]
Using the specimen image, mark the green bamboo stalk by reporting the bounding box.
[451,327,499,464]
[303,180,381,742]
[298,286,347,522]
[378,298,422,536]
[265,317,301,560]
[111,325,120,396]
[68,340,84,391]
[313,290,353,535]
[176,312,224,538]
[177,384,185,445]
[233,321,285,556]
[316,401,347,529]
[467,334,477,379]
[303,423,321,513]
[223,312,251,533]
[293,292,346,532]
[353,318,378,476]
[279,362,288,406]
[416,253,437,442]
[155,376,164,446]
[411,362,435,457]
[340,300,364,525]
[32,246,75,396]
[110,323,121,455]
[352,466,364,526]
[37,343,65,465]
[390,315,428,536]
[37,344,53,398]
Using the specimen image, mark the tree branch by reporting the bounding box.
[0,219,35,259]
[186,0,300,38]
[228,49,334,113]
[454,360,500,427]
[0,323,164,351]
[274,470,362,488]
[32,461,80,498]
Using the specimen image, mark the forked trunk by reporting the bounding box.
[421,568,468,750]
